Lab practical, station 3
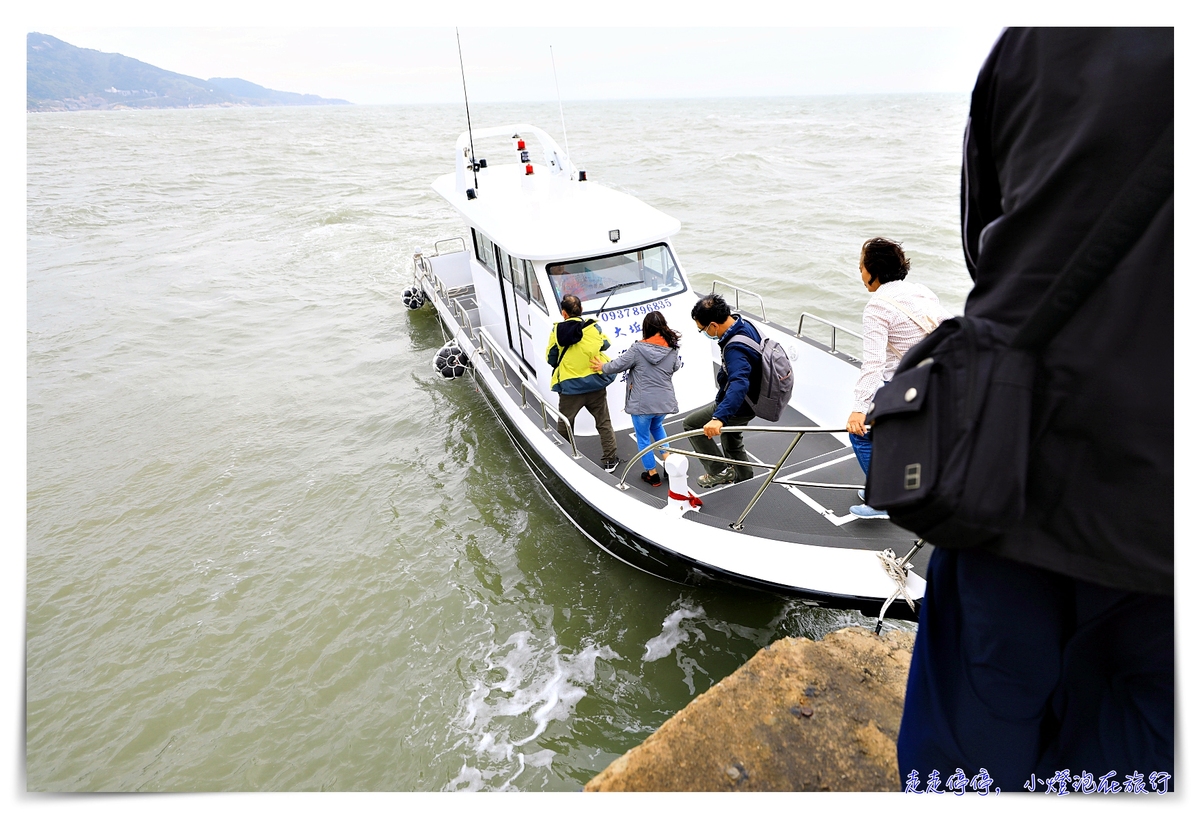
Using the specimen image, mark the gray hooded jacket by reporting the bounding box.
[601,339,682,416]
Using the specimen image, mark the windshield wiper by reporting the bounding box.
[596,280,643,315]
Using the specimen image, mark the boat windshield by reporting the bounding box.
[546,244,687,317]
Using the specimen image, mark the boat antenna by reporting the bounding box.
[550,45,575,179]
[457,27,479,193]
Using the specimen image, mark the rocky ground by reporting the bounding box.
[585,626,915,792]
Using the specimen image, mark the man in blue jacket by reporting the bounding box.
[685,293,762,488]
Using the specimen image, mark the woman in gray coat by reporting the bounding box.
[590,311,682,486]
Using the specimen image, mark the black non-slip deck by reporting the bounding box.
[446,287,929,577]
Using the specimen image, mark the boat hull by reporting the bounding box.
[449,310,920,622]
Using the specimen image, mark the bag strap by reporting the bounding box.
[725,334,763,354]
[873,294,937,358]
[551,348,563,382]
[1012,121,1173,350]
[551,317,599,381]
[874,294,939,335]
[721,329,765,399]
[722,317,766,355]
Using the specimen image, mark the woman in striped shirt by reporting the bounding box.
[846,237,953,519]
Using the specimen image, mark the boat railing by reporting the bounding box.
[473,326,581,458]
[709,279,768,321]
[796,313,863,358]
[424,269,450,310]
[615,425,861,531]
[413,236,469,283]
[433,237,467,255]
[450,290,475,334]
[473,327,513,386]
[706,278,864,358]
[414,248,476,334]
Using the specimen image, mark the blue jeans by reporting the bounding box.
[631,414,668,471]
[849,430,872,476]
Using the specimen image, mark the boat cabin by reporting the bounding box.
[427,124,717,435]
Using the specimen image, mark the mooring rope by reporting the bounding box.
[874,540,924,634]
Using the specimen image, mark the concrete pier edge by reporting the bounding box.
[585,625,916,792]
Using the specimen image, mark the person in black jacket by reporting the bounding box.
[896,28,1173,793]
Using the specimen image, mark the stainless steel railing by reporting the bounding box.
[705,282,864,359]
[473,326,581,458]
[796,312,863,357]
[473,327,512,387]
[433,237,466,255]
[412,235,468,282]
[709,279,768,321]
[450,294,474,334]
[615,425,861,531]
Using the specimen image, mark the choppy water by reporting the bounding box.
[26,95,972,792]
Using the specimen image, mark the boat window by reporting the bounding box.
[546,244,686,317]
[507,254,528,299]
[472,228,497,276]
[525,260,547,313]
[493,243,508,282]
[496,247,510,283]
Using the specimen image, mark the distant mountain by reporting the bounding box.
[27,33,351,112]
[205,77,345,107]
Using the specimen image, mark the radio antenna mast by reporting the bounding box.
[457,28,479,192]
[550,45,575,179]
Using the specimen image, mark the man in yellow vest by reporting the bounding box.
[546,295,620,471]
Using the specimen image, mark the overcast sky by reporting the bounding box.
[33,26,1006,105]
[23,1,1182,105]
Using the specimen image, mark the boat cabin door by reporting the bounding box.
[497,248,535,373]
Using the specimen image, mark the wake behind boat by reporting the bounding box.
[404,123,929,622]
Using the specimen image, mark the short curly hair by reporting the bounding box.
[860,237,910,285]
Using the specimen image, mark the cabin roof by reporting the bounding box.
[432,163,681,262]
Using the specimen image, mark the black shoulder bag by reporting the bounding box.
[864,122,1172,549]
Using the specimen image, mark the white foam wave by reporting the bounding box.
[642,604,706,662]
[449,631,616,790]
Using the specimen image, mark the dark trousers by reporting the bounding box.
[556,389,617,461]
[683,402,755,481]
[897,547,1174,792]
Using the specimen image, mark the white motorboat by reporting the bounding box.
[404,123,927,622]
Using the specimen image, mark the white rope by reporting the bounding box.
[874,544,920,634]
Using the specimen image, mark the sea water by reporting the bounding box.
[26,95,972,792]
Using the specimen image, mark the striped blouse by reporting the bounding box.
[852,279,954,415]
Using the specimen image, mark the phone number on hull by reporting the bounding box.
[599,299,673,323]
